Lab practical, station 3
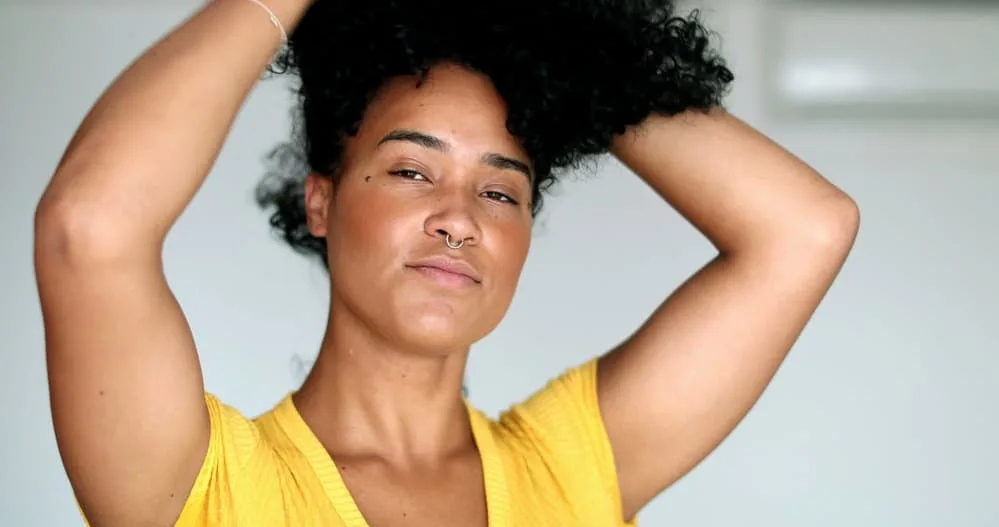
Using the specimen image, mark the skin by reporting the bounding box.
[34,0,860,526]
[292,67,534,525]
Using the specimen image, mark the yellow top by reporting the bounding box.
[99,360,634,526]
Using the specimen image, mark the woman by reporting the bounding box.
[33,0,859,526]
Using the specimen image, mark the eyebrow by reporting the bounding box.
[377,129,533,182]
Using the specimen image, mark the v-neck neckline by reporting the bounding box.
[273,394,509,527]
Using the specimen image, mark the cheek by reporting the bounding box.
[490,222,532,287]
[329,186,414,273]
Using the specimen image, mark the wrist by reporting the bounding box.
[235,0,314,37]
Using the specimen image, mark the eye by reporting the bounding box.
[482,190,519,205]
[389,169,428,181]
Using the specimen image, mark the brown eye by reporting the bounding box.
[482,190,518,205]
[388,169,428,181]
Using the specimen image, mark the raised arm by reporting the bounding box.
[598,109,860,520]
[33,1,312,524]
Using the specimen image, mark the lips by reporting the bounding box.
[406,255,482,287]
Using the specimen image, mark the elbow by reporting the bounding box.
[740,192,860,263]
[34,193,152,267]
[768,193,860,272]
[806,193,861,254]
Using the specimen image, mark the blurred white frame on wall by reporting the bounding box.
[763,1,999,119]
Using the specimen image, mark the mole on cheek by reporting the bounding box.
[364,176,372,183]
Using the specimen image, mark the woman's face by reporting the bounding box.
[305,64,534,354]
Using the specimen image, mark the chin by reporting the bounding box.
[392,308,492,355]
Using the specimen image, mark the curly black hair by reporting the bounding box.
[255,0,734,268]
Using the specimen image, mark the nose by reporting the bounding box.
[424,193,481,249]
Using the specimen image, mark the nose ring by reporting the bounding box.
[445,233,465,250]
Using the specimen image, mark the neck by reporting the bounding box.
[294,298,473,466]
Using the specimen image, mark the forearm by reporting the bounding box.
[37,0,312,258]
[612,108,858,256]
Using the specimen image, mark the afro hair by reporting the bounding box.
[256,0,734,267]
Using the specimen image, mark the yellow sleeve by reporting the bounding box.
[173,393,265,527]
[76,395,264,527]
[497,360,635,526]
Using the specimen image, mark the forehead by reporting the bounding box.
[356,65,521,152]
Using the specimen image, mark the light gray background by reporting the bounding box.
[2,1,996,525]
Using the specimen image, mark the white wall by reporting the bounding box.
[1,1,996,525]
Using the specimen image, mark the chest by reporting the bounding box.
[338,456,489,527]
